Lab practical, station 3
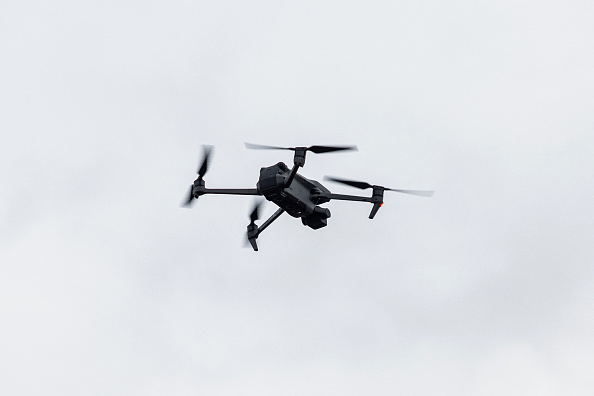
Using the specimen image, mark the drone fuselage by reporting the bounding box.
[257,162,331,229]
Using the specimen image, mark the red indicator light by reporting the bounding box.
[380,203,384,207]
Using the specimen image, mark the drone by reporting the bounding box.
[182,143,434,251]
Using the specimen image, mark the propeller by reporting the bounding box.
[245,142,358,154]
[197,145,213,178]
[249,200,262,224]
[323,176,434,197]
[182,186,195,207]
[245,200,263,251]
[181,145,213,208]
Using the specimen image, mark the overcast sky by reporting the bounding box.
[1,1,594,395]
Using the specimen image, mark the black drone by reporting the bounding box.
[182,143,434,251]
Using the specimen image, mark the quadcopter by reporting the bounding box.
[182,143,434,251]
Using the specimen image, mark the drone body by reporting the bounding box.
[258,162,331,229]
[183,143,433,251]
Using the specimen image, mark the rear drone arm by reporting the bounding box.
[183,184,261,207]
[247,208,285,251]
[243,143,358,188]
[182,145,263,207]
[285,148,307,187]
[196,187,261,196]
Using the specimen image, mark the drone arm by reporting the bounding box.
[318,192,384,219]
[285,148,307,187]
[256,208,285,236]
[247,208,285,251]
[321,193,374,203]
[285,165,300,187]
[197,188,261,196]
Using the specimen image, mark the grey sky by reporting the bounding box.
[1,1,593,394]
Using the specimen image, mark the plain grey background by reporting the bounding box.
[1,1,593,394]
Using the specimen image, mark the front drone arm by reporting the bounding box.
[320,176,433,219]
[317,191,384,219]
[323,193,374,203]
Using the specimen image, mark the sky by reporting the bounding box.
[1,0,594,394]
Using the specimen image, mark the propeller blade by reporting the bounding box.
[246,200,262,251]
[307,145,358,154]
[324,176,434,197]
[385,188,435,197]
[244,142,292,151]
[197,145,213,178]
[245,143,358,154]
[323,176,372,190]
[249,200,262,223]
[181,185,195,207]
